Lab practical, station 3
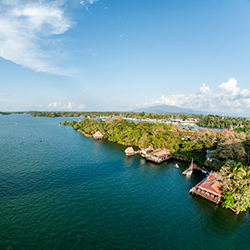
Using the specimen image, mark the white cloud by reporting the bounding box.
[218,78,240,95]
[78,104,85,109]
[47,101,62,108]
[0,0,72,74]
[12,4,70,35]
[86,0,98,4]
[0,0,98,74]
[67,101,73,109]
[145,78,250,115]
[199,83,210,94]
[80,0,98,12]
[244,99,250,108]
[241,89,250,98]
[47,101,85,110]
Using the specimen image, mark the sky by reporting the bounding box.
[1,0,250,116]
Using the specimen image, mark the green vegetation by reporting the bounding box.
[31,111,250,130]
[219,162,250,214]
[198,114,250,129]
[30,111,195,120]
[63,117,250,214]
[63,118,178,151]
[2,111,250,212]
[2,111,250,131]
[63,118,217,165]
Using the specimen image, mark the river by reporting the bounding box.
[0,114,249,250]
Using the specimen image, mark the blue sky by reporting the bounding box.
[1,0,250,115]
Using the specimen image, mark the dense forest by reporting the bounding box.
[198,114,250,130]
[63,118,250,214]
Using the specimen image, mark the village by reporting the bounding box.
[106,116,200,126]
[63,116,250,215]
[92,129,222,207]
[124,145,222,206]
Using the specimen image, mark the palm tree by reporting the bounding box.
[228,162,245,179]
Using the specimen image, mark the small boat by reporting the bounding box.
[174,164,179,168]
[186,159,194,177]
[186,169,193,177]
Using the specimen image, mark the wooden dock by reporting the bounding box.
[126,150,141,156]
[175,157,209,176]
[125,147,141,156]
[182,159,194,176]
[182,165,208,175]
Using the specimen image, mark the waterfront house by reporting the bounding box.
[93,131,104,140]
[125,147,135,156]
[189,173,222,204]
[141,146,153,157]
[146,149,171,164]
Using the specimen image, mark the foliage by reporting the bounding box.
[62,116,250,214]
[218,162,250,214]
[198,114,250,129]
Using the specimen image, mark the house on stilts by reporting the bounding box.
[145,149,171,164]
[189,173,222,204]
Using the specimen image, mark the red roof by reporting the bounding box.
[195,173,222,196]
[147,149,170,159]
[188,130,195,134]
[179,129,186,132]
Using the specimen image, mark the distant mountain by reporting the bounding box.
[132,105,196,114]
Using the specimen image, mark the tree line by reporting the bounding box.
[29,111,250,130]
[62,118,250,214]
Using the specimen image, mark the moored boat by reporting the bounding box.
[186,169,193,177]
[174,164,179,168]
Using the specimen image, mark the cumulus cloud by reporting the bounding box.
[199,83,210,94]
[47,101,62,108]
[47,101,85,110]
[218,78,240,94]
[146,78,250,115]
[80,0,98,5]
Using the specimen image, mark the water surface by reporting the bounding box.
[0,115,249,249]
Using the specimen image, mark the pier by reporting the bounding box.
[182,164,208,176]
[125,147,141,156]
[174,157,209,176]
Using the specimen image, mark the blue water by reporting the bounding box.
[0,115,249,250]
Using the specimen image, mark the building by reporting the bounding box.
[141,147,153,157]
[146,149,171,164]
[125,147,135,156]
[93,131,104,140]
[189,173,222,204]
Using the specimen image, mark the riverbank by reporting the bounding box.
[62,117,250,215]
[77,129,92,137]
